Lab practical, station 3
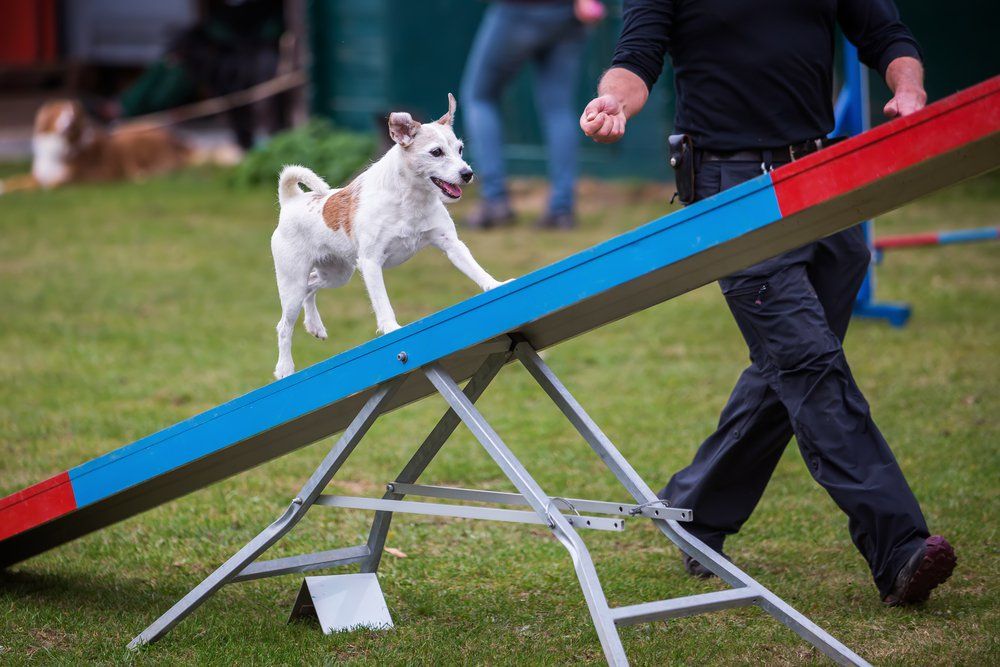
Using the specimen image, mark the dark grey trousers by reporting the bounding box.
[662,159,929,597]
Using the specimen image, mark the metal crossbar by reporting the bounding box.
[315,494,625,531]
[129,337,871,666]
[386,482,692,521]
[611,589,760,626]
[231,546,371,583]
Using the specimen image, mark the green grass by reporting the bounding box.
[0,167,997,665]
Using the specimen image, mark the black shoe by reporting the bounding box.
[534,211,576,230]
[882,535,956,606]
[681,549,729,579]
[464,200,515,230]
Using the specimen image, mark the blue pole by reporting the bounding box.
[834,41,912,327]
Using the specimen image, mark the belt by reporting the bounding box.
[698,137,843,164]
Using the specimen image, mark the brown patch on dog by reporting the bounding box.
[35,100,86,144]
[0,173,41,193]
[34,103,62,133]
[322,183,359,236]
[102,123,192,179]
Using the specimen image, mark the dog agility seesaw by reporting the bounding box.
[2,77,997,666]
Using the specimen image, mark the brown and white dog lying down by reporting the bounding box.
[0,100,216,194]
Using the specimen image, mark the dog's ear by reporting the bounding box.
[436,93,457,126]
[388,112,421,147]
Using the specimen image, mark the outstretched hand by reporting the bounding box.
[580,95,627,143]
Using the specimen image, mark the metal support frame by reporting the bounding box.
[130,337,871,666]
[511,341,870,665]
[128,381,403,648]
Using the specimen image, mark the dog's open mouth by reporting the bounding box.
[430,176,462,199]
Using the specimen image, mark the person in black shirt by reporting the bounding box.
[580,0,956,607]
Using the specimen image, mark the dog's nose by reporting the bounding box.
[459,168,474,183]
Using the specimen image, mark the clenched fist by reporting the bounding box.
[883,85,927,118]
[883,57,927,119]
[580,95,627,143]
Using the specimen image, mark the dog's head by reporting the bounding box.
[387,93,473,203]
[32,100,93,186]
[34,100,90,149]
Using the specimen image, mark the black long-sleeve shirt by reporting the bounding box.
[611,0,921,150]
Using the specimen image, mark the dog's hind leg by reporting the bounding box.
[273,260,311,380]
[302,270,327,340]
[302,263,353,340]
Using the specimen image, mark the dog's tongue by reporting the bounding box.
[442,181,462,198]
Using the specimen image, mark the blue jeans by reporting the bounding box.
[461,2,586,215]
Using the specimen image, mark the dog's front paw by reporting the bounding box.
[483,278,514,291]
[377,321,402,335]
[274,361,295,380]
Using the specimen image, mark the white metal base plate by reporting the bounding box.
[288,574,393,634]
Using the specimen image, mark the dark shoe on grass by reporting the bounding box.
[534,211,577,231]
[464,200,515,230]
[681,550,729,579]
[882,535,956,606]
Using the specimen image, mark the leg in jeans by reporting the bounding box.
[460,5,539,206]
[532,19,587,216]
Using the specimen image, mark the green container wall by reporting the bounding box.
[308,0,673,180]
[309,1,998,180]
[868,1,999,122]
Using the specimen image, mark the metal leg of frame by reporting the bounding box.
[360,348,512,574]
[513,341,871,667]
[423,362,629,667]
[128,380,403,649]
[230,546,372,583]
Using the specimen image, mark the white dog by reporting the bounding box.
[270,94,507,379]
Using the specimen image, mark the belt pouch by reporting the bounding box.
[668,133,695,204]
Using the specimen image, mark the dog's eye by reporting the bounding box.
[458,145,463,155]
[430,147,443,157]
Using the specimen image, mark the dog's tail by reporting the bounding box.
[278,165,331,206]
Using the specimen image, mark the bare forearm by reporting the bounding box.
[597,68,649,119]
[883,56,926,118]
[885,56,924,98]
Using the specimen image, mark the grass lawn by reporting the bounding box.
[0,167,997,665]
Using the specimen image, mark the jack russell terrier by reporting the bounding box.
[271,93,508,380]
[0,100,196,194]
